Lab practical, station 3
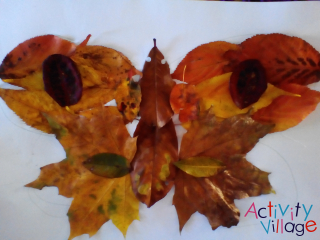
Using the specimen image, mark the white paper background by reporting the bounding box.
[1,1,320,240]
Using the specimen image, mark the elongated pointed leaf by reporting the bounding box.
[174,157,225,177]
[130,119,178,207]
[83,153,130,178]
[139,40,175,128]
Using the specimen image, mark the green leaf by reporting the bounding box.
[83,153,130,178]
[174,157,226,177]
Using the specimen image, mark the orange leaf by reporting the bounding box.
[171,41,240,85]
[130,119,178,207]
[224,34,320,86]
[139,39,175,128]
[170,83,199,123]
[0,35,76,79]
[26,107,139,239]
[252,83,320,132]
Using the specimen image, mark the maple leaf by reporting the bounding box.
[224,33,320,86]
[139,39,175,128]
[252,83,320,132]
[0,35,142,133]
[171,41,240,85]
[26,107,139,239]
[174,108,274,231]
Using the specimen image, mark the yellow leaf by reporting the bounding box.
[174,157,226,177]
[196,72,299,119]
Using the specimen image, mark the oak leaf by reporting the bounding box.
[171,41,240,85]
[252,83,320,132]
[26,107,139,239]
[224,33,320,86]
[139,39,175,128]
[174,108,273,231]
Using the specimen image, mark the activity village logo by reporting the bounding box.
[244,202,316,236]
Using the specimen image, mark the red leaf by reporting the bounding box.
[252,83,320,132]
[224,34,320,86]
[172,41,240,85]
[0,35,76,79]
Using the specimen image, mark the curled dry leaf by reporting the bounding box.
[26,107,139,239]
[130,119,178,207]
[253,83,320,132]
[171,41,240,85]
[224,33,320,86]
[174,108,273,231]
[139,39,175,128]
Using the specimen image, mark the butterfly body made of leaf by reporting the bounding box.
[139,39,175,128]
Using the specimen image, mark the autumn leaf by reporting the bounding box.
[224,33,320,86]
[171,41,240,85]
[26,107,139,239]
[173,108,273,231]
[139,39,175,128]
[0,35,76,79]
[174,157,225,177]
[130,119,178,207]
[195,72,298,119]
[173,156,272,231]
[0,36,142,132]
[170,83,199,123]
[253,83,320,132]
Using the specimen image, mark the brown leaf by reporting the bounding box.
[224,33,320,86]
[252,83,320,132]
[179,108,274,160]
[130,119,178,207]
[173,156,272,231]
[0,35,76,79]
[174,109,274,231]
[139,39,175,128]
[26,107,139,239]
[171,41,240,85]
